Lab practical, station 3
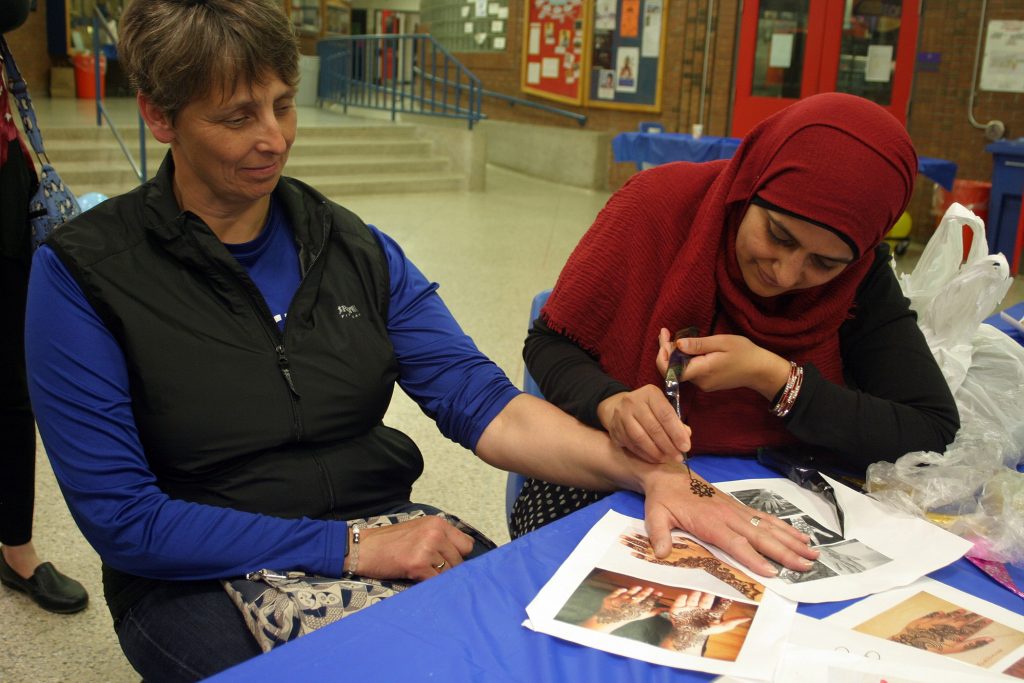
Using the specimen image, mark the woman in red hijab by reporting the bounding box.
[511,93,959,537]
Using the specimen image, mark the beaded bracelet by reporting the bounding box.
[344,524,361,577]
[770,361,804,418]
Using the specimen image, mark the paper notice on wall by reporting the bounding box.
[597,69,616,99]
[641,0,663,57]
[528,22,541,55]
[475,0,488,18]
[620,0,640,38]
[595,0,617,31]
[488,2,499,15]
[493,36,506,50]
[769,33,794,68]
[463,21,473,33]
[865,44,894,82]
[541,57,560,79]
[527,61,541,84]
[491,20,503,33]
[461,6,470,17]
[498,7,508,19]
[616,46,639,93]
[980,19,1024,92]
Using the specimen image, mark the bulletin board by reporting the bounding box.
[520,0,589,105]
[585,0,668,111]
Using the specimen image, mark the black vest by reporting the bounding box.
[49,156,423,617]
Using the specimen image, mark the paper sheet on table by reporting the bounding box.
[827,577,1024,678]
[524,511,796,680]
[715,614,1009,682]
[715,477,972,603]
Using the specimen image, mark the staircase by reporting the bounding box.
[43,121,468,201]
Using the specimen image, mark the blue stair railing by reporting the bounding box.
[317,35,587,129]
[319,34,483,129]
[91,9,147,182]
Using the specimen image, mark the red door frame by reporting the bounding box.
[731,0,919,138]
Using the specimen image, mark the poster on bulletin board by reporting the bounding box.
[520,0,588,105]
[586,0,667,111]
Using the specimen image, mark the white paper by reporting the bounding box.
[460,6,470,17]
[526,511,797,680]
[526,62,541,84]
[981,20,1024,92]
[541,57,560,79]
[463,21,473,33]
[493,36,506,50]
[474,32,488,46]
[595,0,617,31]
[491,20,503,33]
[769,33,794,68]
[827,577,1024,678]
[714,477,972,603]
[642,0,663,58]
[865,44,894,83]
[488,2,499,15]
[597,69,616,99]
[528,23,541,55]
[616,46,639,93]
[475,0,488,18]
[497,7,509,19]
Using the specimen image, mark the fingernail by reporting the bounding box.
[765,565,778,576]
[800,559,815,568]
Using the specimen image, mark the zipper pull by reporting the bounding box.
[246,569,290,581]
[275,345,301,398]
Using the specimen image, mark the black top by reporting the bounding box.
[524,245,959,474]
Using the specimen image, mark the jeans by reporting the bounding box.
[115,501,493,682]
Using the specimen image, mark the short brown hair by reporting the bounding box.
[119,0,299,121]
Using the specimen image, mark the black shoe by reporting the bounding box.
[0,552,89,614]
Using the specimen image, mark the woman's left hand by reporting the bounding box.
[656,330,791,401]
[640,466,818,576]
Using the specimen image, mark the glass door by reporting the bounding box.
[732,0,918,137]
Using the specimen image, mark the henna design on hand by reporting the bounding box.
[690,480,715,498]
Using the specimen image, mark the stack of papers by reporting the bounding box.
[522,477,1024,681]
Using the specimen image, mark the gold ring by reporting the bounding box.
[433,559,447,570]
[750,516,762,527]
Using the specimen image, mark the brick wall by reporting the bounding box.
[454,0,739,190]
[906,0,1024,239]
[451,0,1023,239]
[4,4,52,95]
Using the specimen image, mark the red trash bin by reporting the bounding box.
[932,179,991,260]
[72,53,107,99]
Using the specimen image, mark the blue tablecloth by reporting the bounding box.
[209,456,1022,682]
[613,132,959,190]
[985,300,1024,346]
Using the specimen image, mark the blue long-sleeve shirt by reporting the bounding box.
[25,223,520,581]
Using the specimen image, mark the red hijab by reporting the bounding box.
[542,93,917,454]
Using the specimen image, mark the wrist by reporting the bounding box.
[757,353,794,401]
[595,393,625,431]
[343,523,361,576]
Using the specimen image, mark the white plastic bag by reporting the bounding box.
[869,203,1024,564]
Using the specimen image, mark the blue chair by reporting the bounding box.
[505,289,552,530]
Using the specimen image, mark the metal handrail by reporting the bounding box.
[91,10,147,182]
[318,34,483,129]
[413,66,587,126]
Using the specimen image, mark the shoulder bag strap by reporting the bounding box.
[0,36,48,163]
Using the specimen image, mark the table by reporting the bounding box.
[208,455,1022,682]
[986,300,1024,347]
[613,132,959,190]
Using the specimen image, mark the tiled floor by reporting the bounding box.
[3,99,1022,683]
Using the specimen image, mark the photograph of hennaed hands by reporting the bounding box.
[524,511,796,679]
